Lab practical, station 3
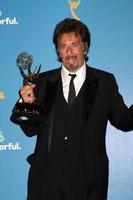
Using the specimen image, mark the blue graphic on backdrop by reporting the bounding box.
[0,130,21,151]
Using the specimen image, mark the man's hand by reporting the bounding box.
[19,84,36,103]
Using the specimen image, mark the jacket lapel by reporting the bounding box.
[43,69,61,152]
[44,69,61,116]
[84,66,99,106]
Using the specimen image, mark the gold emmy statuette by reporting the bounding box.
[10,52,44,125]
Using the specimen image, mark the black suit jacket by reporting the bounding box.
[21,66,133,200]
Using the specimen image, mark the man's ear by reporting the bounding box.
[84,42,88,54]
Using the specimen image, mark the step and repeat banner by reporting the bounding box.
[0,1,133,199]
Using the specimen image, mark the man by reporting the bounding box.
[17,18,133,200]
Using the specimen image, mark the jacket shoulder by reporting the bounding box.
[87,66,115,81]
[39,68,60,78]
[34,67,60,83]
[88,66,113,76]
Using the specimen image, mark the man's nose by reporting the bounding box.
[66,46,73,54]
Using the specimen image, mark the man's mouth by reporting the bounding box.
[65,56,77,63]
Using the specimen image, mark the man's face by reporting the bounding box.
[57,32,87,72]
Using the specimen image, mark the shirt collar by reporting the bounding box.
[61,62,86,82]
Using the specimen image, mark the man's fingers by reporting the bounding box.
[19,84,36,103]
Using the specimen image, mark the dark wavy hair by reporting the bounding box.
[53,18,91,62]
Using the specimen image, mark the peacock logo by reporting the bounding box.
[0,131,5,142]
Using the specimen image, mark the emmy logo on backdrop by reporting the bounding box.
[68,0,81,20]
[10,52,44,125]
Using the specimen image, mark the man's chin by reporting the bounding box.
[65,64,80,72]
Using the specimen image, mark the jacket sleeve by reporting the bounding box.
[20,123,44,137]
[108,75,133,132]
[19,74,46,137]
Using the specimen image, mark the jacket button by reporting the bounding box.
[64,136,68,140]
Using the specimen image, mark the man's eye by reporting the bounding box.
[58,43,80,51]
[71,43,79,48]
[59,45,66,50]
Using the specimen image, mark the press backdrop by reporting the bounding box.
[0,1,133,199]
